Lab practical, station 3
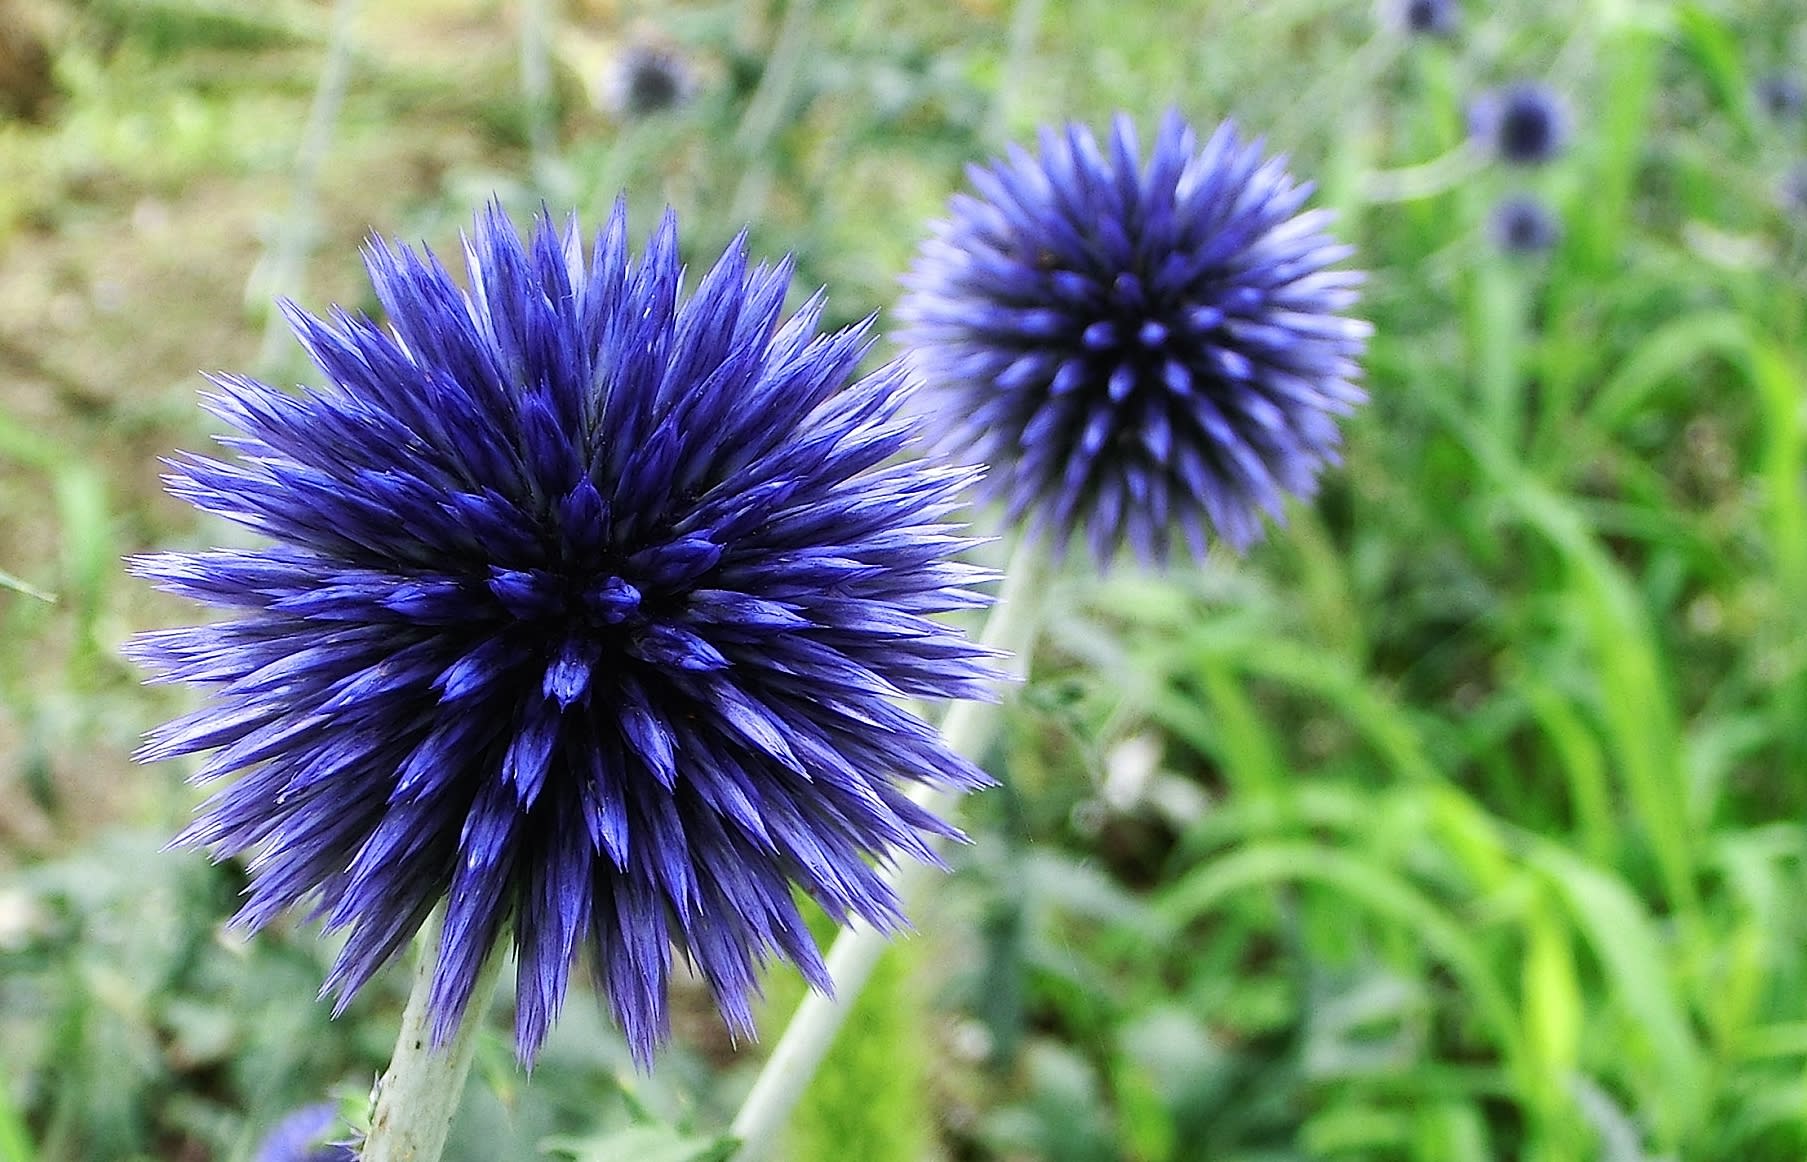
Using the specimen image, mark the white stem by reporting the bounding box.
[362,910,506,1162]
[1356,145,1485,204]
[727,538,1045,1160]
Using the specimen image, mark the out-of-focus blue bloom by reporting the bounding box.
[1781,162,1807,216]
[1469,83,1571,166]
[131,203,999,1066]
[1391,0,1460,38]
[898,111,1370,563]
[1756,73,1805,121]
[254,1105,357,1162]
[1489,194,1562,253]
[603,42,694,118]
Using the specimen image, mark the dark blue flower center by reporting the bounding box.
[1069,269,1241,400]
[627,57,683,114]
[487,567,644,628]
[1499,99,1557,161]
[1405,0,1451,33]
[465,529,731,712]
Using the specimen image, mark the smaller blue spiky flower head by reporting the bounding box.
[1489,193,1561,253]
[132,202,1000,1067]
[1757,73,1805,121]
[1392,0,1460,38]
[1469,83,1571,166]
[604,42,694,118]
[898,111,1370,563]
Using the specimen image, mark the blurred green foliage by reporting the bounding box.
[3,0,1807,1158]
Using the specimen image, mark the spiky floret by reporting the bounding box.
[1489,193,1561,254]
[898,111,1370,563]
[132,203,999,1066]
[253,1105,356,1162]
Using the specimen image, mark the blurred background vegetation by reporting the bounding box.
[2,0,1807,1159]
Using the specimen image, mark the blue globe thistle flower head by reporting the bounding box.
[131,202,1000,1067]
[1469,82,1571,166]
[1489,193,1561,254]
[1388,0,1460,38]
[1756,73,1805,121]
[898,111,1370,563]
[1780,161,1807,217]
[603,42,694,119]
[254,1104,357,1162]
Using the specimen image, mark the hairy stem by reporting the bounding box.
[362,909,506,1162]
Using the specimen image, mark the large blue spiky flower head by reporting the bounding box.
[131,202,999,1066]
[897,111,1370,563]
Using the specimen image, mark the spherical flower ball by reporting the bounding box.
[1488,193,1561,254]
[603,41,694,119]
[897,111,1370,563]
[131,203,1000,1066]
[1756,73,1805,121]
[1386,0,1460,38]
[1469,82,1571,166]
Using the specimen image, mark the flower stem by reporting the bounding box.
[519,0,556,168]
[734,0,815,156]
[253,0,361,374]
[362,909,506,1162]
[1356,144,1484,204]
[727,538,1045,1160]
[728,0,816,224]
[986,0,1046,147]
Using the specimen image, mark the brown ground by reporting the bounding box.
[0,0,572,855]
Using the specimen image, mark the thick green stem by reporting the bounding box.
[728,539,1045,1160]
[362,909,506,1162]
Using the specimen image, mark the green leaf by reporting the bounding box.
[540,1126,735,1162]
[1582,310,1750,434]
[0,1076,36,1162]
[0,567,54,604]
[1155,841,1528,1090]
[1674,4,1755,142]
[1521,892,1582,1122]
[1528,845,1706,1147]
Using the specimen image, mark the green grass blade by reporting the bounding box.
[0,1078,36,1162]
[1155,841,1528,1091]
[1527,845,1707,1148]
